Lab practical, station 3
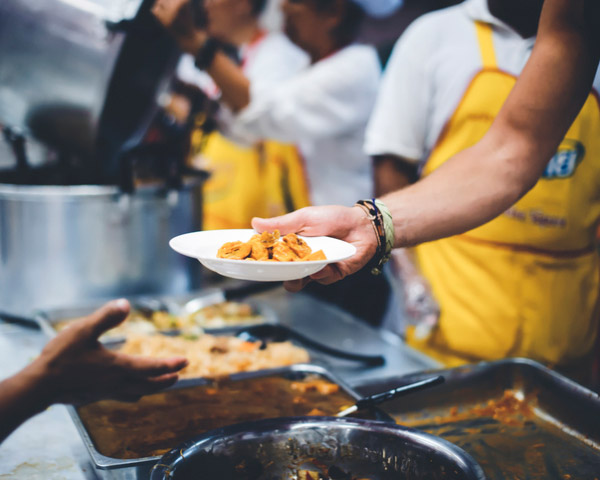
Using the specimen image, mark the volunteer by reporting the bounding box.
[363,0,600,374]
[156,0,403,325]
[154,0,402,208]
[252,0,599,322]
[159,0,311,229]
[0,300,187,444]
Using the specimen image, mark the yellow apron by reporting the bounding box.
[190,34,311,231]
[408,22,600,368]
[194,132,311,230]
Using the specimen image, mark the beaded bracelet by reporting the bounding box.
[355,198,395,275]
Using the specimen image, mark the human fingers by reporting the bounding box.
[252,209,309,236]
[283,277,312,293]
[79,299,130,342]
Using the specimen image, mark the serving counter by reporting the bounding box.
[0,287,439,479]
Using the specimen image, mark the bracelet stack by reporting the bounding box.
[355,198,395,275]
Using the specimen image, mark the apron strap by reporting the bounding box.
[474,21,497,69]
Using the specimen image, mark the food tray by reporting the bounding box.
[355,358,600,480]
[67,364,390,480]
[34,294,278,343]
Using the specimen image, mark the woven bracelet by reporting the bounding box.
[355,198,394,275]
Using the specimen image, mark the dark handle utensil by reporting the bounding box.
[238,324,385,366]
[336,375,445,417]
[0,311,41,330]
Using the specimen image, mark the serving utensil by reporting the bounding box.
[236,324,386,366]
[0,311,40,330]
[336,375,445,417]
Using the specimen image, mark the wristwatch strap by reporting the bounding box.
[194,37,220,70]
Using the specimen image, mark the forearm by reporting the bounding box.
[382,133,531,247]
[0,363,51,443]
[383,0,600,248]
[206,51,251,112]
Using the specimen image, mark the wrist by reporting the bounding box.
[194,36,220,70]
[354,198,394,275]
[22,358,59,409]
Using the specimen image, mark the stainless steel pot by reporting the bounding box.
[0,181,203,314]
[150,416,487,480]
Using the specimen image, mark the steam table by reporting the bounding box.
[0,287,438,479]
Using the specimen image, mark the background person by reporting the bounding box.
[0,300,187,444]
[364,0,600,380]
[155,0,402,326]
[164,0,311,230]
[252,0,600,361]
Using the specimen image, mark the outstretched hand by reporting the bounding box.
[30,299,188,405]
[252,205,378,292]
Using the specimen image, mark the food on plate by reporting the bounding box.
[77,374,355,459]
[118,333,310,378]
[217,230,327,262]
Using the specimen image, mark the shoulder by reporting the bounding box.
[258,32,308,60]
[400,3,470,48]
[326,44,381,74]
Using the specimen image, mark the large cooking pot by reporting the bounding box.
[150,417,487,480]
[0,0,179,183]
[0,181,203,314]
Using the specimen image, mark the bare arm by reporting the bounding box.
[385,0,600,247]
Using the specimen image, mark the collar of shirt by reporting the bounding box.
[463,0,536,42]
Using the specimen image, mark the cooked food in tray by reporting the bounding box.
[52,301,266,339]
[217,230,327,262]
[186,301,265,328]
[76,374,355,459]
[118,333,310,379]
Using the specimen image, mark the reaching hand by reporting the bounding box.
[152,0,207,55]
[29,300,188,405]
[252,205,379,292]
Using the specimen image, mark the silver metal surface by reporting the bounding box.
[0,287,439,479]
[67,365,375,480]
[35,293,279,342]
[150,416,487,480]
[356,358,600,480]
[0,182,203,314]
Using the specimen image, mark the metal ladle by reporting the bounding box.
[337,375,445,417]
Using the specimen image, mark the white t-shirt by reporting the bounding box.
[365,0,600,164]
[227,44,381,207]
[177,31,309,104]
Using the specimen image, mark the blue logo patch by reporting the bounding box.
[542,139,585,179]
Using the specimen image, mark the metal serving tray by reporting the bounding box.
[67,364,389,480]
[34,294,278,343]
[355,358,600,479]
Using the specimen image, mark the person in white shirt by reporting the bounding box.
[154,0,402,207]
[364,0,600,379]
[154,0,402,325]
[169,0,310,230]
[251,0,600,371]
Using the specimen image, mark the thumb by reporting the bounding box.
[83,299,131,341]
[252,209,307,235]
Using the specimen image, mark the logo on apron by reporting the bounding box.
[543,139,585,179]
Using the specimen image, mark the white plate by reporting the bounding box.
[169,229,356,282]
